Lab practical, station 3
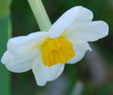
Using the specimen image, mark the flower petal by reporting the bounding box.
[32,57,65,86]
[49,6,93,38]
[66,21,109,42]
[1,51,38,73]
[67,42,91,64]
[7,32,48,57]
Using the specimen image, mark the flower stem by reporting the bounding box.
[28,0,51,31]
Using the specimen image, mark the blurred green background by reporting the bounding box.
[0,0,113,95]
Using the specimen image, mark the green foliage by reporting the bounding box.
[0,0,12,95]
[0,16,11,95]
[0,0,12,18]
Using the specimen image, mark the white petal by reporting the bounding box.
[66,21,109,42]
[7,32,48,57]
[1,50,38,73]
[67,42,91,64]
[1,32,46,73]
[49,6,93,38]
[32,57,65,86]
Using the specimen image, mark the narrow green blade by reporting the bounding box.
[0,0,12,94]
[0,15,11,95]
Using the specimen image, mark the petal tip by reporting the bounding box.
[101,21,109,36]
[36,81,47,86]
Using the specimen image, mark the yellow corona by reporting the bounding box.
[42,37,75,66]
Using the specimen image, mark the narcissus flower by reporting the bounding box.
[1,6,109,86]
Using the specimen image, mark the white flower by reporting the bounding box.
[1,6,109,86]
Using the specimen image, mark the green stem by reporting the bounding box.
[0,0,12,18]
[0,0,12,95]
[0,16,11,95]
[28,0,51,31]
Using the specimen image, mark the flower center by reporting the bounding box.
[42,37,75,67]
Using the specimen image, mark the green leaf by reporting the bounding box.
[0,0,12,18]
[0,0,12,95]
